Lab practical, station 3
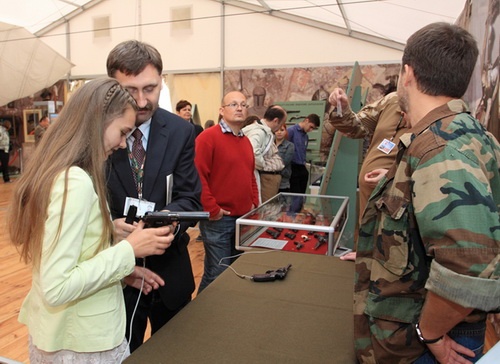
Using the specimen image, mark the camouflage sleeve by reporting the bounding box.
[426,261,499,311]
[412,131,500,311]
[327,92,396,139]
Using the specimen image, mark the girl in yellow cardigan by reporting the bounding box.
[9,78,173,363]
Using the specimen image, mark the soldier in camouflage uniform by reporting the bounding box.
[327,90,407,226]
[354,22,500,364]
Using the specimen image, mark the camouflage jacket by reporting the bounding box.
[328,92,402,139]
[328,91,408,218]
[354,99,500,363]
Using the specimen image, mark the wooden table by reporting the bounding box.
[125,250,355,363]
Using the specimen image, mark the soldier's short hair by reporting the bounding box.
[402,22,478,98]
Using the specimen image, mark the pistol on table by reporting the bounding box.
[251,264,292,282]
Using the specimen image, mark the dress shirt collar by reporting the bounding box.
[127,118,151,151]
[219,119,244,137]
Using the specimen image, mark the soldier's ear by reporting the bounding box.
[401,64,415,87]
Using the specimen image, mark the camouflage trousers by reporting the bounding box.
[355,314,425,364]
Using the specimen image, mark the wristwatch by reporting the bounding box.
[414,322,444,344]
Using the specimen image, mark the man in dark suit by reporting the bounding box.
[106,40,202,352]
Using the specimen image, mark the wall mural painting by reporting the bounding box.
[224,63,401,160]
[458,0,499,141]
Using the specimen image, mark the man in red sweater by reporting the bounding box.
[195,91,259,293]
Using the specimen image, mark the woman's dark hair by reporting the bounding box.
[176,100,192,112]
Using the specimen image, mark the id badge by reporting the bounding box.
[124,197,156,218]
[377,138,396,155]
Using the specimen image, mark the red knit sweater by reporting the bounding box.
[195,125,259,217]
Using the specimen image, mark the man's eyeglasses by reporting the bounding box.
[222,102,249,109]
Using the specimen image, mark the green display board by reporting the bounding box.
[276,100,326,163]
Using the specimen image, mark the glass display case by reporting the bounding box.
[236,193,350,256]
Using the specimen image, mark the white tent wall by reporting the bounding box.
[39,0,403,78]
[35,0,406,123]
[218,4,403,69]
[167,72,222,125]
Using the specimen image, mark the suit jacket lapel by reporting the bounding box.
[143,114,169,199]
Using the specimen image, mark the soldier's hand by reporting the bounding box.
[328,88,349,110]
[364,168,388,188]
[427,335,475,364]
[339,252,357,261]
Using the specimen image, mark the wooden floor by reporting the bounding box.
[0,179,30,363]
[0,178,498,363]
[0,178,206,363]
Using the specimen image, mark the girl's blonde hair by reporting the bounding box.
[8,78,137,268]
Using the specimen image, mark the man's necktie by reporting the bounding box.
[132,128,145,167]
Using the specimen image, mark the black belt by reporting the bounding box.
[259,171,281,175]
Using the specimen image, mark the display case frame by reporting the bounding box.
[236,192,350,256]
[23,109,41,143]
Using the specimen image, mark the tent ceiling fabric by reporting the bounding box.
[0,0,99,34]
[215,0,467,50]
[0,0,466,47]
[0,22,74,106]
